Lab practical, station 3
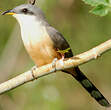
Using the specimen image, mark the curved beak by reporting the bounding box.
[2,9,16,15]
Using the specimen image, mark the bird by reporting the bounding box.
[2,0,110,107]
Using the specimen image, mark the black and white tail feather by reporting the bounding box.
[72,67,111,107]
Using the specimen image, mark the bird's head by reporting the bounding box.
[2,3,45,24]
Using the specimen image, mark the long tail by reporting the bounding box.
[63,67,111,107]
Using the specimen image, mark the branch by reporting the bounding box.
[0,39,111,95]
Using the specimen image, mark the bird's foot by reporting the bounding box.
[52,58,58,72]
[59,55,65,67]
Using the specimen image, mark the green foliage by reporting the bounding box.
[82,0,111,16]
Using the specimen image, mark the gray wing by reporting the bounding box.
[46,26,73,58]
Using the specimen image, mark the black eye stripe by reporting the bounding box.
[21,8,33,15]
[22,8,28,13]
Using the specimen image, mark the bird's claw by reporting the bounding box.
[52,58,58,72]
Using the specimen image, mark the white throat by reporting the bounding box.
[13,14,45,47]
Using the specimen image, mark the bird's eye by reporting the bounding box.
[22,8,28,13]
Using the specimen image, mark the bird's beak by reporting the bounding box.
[2,9,16,15]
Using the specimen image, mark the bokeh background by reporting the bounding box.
[0,0,111,110]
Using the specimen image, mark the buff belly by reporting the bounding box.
[20,24,60,67]
[25,36,60,67]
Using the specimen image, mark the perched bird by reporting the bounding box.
[2,0,110,107]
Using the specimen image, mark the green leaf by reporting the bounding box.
[90,4,109,16]
[82,0,110,6]
[82,0,98,6]
[82,0,111,16]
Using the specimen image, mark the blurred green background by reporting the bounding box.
[0,0,111,110]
